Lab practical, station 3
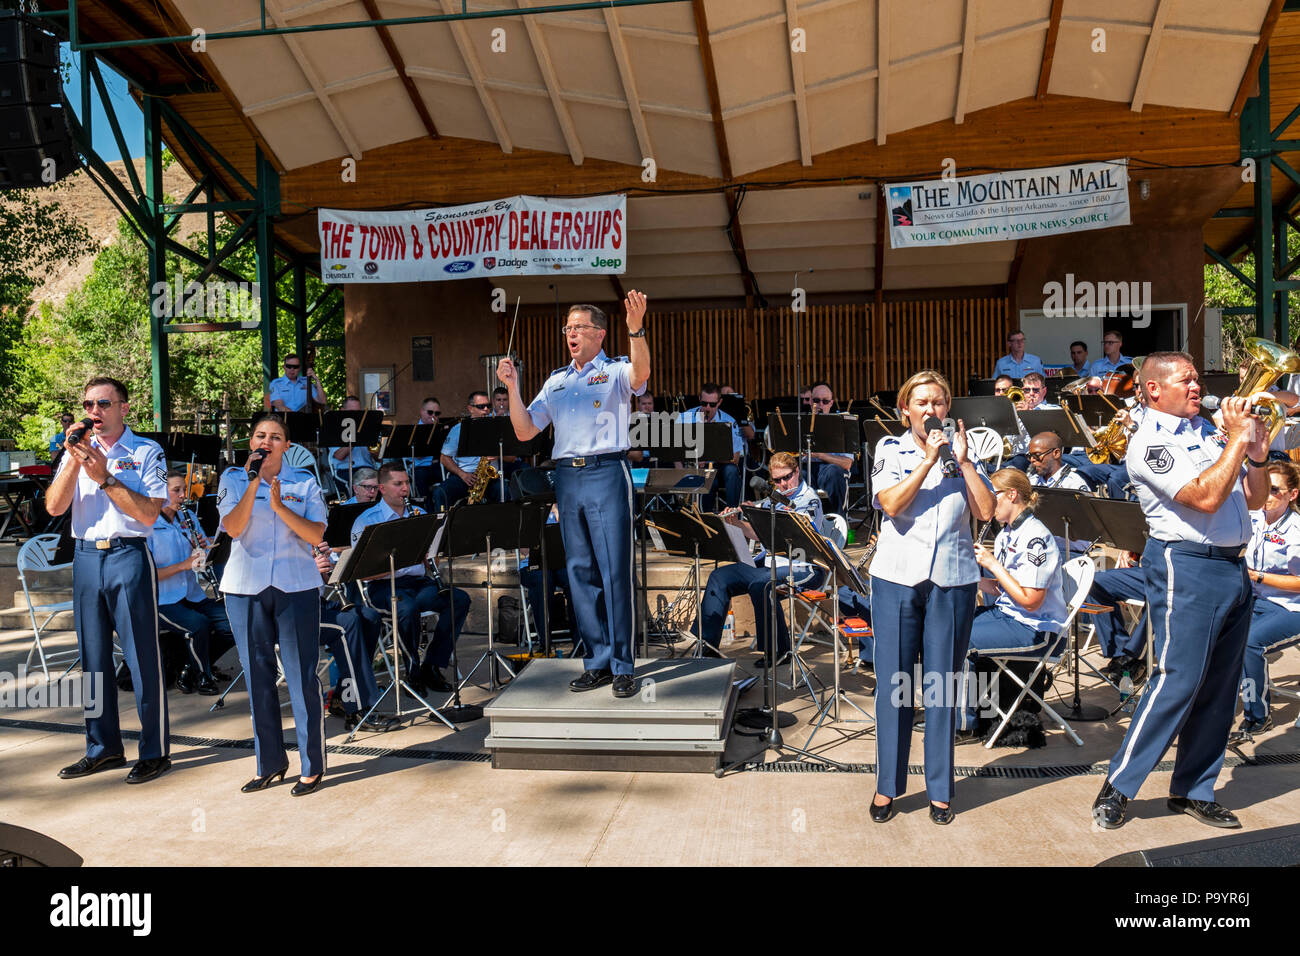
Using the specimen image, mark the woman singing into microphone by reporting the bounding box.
[217,413,329,796]
[868,370,995,825]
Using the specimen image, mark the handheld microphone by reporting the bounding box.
[924,416,960,477]
[66,418,94,447]
[1199,395,1269,416]
[246,449,269,479]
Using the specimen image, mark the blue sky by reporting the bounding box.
[61,43,144,162]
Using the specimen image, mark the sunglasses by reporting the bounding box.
[424,409,440,417]
[700,400,719,407]
[771,470,797,483]
[82,399,119,411]
[284,363,300,369]
[813,398,833,405]
[1027,451,1052,462]
[1269,485,1287,496]
[470,403,491,410]
[1024,387,1044,393]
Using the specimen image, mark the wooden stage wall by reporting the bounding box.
[503,296,1007,403]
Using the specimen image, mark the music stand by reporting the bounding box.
[1067,394,1123,430]
[949,396,1019,436]
[518,513,566,655]
[323,502,372,548]
[459,417,534,502]
[767,411,852,483]
[330,512,447,730]
[632,468,715,655]
[1018,408,1088,447]
[319,410,384,490]
[718,395,750,426]
[716,502,846,773]
[282,412,322,447]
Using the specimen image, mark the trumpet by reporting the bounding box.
[1004,386,1025,406]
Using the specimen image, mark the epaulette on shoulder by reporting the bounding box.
[881,436,900,446]
[550,365,569,377]
[222,466,243,476]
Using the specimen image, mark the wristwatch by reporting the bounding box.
[1256,571,1265,584]
[1246,455,1268,468]
[629,328,646,338]
[99,474,118,490]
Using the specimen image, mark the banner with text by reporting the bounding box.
[886,159,1129,249]
[318,194,627,283]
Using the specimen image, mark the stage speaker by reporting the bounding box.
[0,822,83,867]
[1097,822,1300,867]
[0,10,76,189]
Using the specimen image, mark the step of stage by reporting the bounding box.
[485,657,737,774]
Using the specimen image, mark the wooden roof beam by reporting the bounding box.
[359,0,439,139]
[1036,0,1063,100]
[954,0,977,124]
[438,0,513,153]
[604,7,655,164]
[1131,0,1172,112]
[877,0,890,144]
[785,0,812,165]
[519,0,583,165]
[1231,0,1286,118]
[691,0,733,179]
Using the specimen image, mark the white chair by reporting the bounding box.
[977,555,1095,748]
[18,534,76,680]
[965,426,1003,472]
[821,513,848,550]
[283,443,324,487]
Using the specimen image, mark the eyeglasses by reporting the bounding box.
[1269,485,1287,496]
[1027,451,1055,462]
[1024,387,1044,394]
[700,400,719,407]
[60,418,74,425]
[358,483,379,492]
[561,325,599,336]
[284,363,300,369]
[771,470,797,484]
[82,399,119,411]
[424,409,440,417]
[470,403,491,410]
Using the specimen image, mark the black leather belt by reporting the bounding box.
[555,452,626,468]
[1160,540,1246,560]
[77,537,146,552]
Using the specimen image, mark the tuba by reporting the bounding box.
[1219,337,1300,445]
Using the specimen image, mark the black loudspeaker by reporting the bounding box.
[0,822,84,867]
[0,11,75,189]
[1097,822,1300,867]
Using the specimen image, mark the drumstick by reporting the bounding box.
[644,521,683,538]
[504,295,521,367]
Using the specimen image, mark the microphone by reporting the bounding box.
[66,418,94,447]
[1199,395,1268,416]
[767,488,792,507]
[924,416,960,477]
[246,449,269,479]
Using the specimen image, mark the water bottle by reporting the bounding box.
[721,610,735,646]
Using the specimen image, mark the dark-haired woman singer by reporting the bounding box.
[218,413,329,796]
[868,370,995,826]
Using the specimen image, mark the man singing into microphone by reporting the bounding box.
[45,377,171,784]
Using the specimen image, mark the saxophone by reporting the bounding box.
[467,457,500,504]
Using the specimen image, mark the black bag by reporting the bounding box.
[497,594,524,645]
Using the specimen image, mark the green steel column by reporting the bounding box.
[255,149,280,391]
[1278,213,1290,345]
[293,260,308,359]
[144,96,169,429]
[1253,53,1276,340]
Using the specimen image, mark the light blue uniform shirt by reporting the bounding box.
[994,353,1044,379]
[350,498,426,579]
[149,514,205,605]
[1029,463,1091,492]
[868,431,992,587]
[329,445,376,474]
[216,465,327,595]
[49,432,66,457]
[1248,508,1300,612]
[750,478,824,578]
[56,426,167,540]
[678,406,744,458]
[1088,355,1134,377]
[1125,408,1250,547]
[441,422,481,474]
[267,375,310,412]
[991,511,1067,633]
[526,350,646,459]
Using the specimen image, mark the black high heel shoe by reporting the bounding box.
[241,764,289,793]
[291,775,323,797]
[870,795,895,823]
[929,802,955,826]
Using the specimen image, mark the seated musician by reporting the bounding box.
[1239,461,1300,734]
[962,469,1068,741]
[351,462,470,695]
[678,382,744,509]
[992,375,1014,398]
[435,390,500,509]
[340,467,380,505]
[720,385,757,442]
[1027,432,1092,491]
[1067,341,1090,378]
[329,395,378,487]
[1086,330,1133,380]
[628,392,657,465]
[690,451,825,665]
[518,505,576,652]
[411,397,443,503]
[1087,549,1149,688]
[311,542,393,733]
[151,467,234,695]
[265,352,327,412]
[836,534,875,671]
[1004,373,1058,471]
[808,381,855,515]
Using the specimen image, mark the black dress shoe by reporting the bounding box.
[241,764,289,792]
[422,668,454,693]
[569,669,613,691]
[612,674,638,698]
[1092,780,1128,829]
[349,713,398,733]
[1167,796,1241,829]
[752,652,792,668]
[196,672,220,696]
[291,776,323,796]
[869,796,895,823]
[126,757,172,785]
[929,802,956,825]
[175,665,197,694]
[1239,715,1274,735]
[58,753,126,779]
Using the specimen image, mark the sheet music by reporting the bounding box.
[725,523,755,567]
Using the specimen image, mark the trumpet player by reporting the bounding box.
[151,467,234,695]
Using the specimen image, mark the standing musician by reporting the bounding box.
[218,412,329,796]
[867,370,995,825]
[678,382,744,509]
[46,377,171,784]
[351,462,469,696]
[436,390,498,509]
[265,353,327,413]
[152,466,234,696]
[690,452,824,664]
[411,397,443,503]
[1093,351,1267,831]
[497,292,650,699]
[1238,461,1300,734]
[808,381,855,516]
[1027,432,1092,491]
[963,469,1068,740]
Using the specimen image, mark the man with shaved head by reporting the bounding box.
[1026,431,1091,491]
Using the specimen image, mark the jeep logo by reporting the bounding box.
[590,257,622,269]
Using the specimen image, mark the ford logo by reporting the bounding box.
[444,260,475,274]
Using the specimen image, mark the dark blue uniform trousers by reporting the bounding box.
[1241,599,1300,722]
[158,597,235,674]
[836,585,873,663]
[74,538,169,761]
[694,561,824,656]
[958,606,1063,729]
[367,577,469,676]
[321,601,382,712]
[226,587,325,779]
[1106,540,1252,802]
[812,461,849,515]
[521,564,575,650]
[870,576,977,804]
[1087,565,1149,660]
[555,456,635,676]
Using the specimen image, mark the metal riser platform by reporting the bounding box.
[485,657,737,773]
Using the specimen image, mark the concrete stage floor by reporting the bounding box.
[1,563,1297,867]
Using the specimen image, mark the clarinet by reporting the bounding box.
[177,502,219,592]
[315,543,355,612]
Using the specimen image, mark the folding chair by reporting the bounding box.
[965,426,1003,472]
[18,534,77,680]
[1264,633,1300,709]
[976,556,1095,748]
[283,443,325,488]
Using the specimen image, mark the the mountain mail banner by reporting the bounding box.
[886,159,1129,249]
[318,194,626,283]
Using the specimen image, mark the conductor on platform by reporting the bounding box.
[1092,351,1267,830]
[497,292,650,699]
